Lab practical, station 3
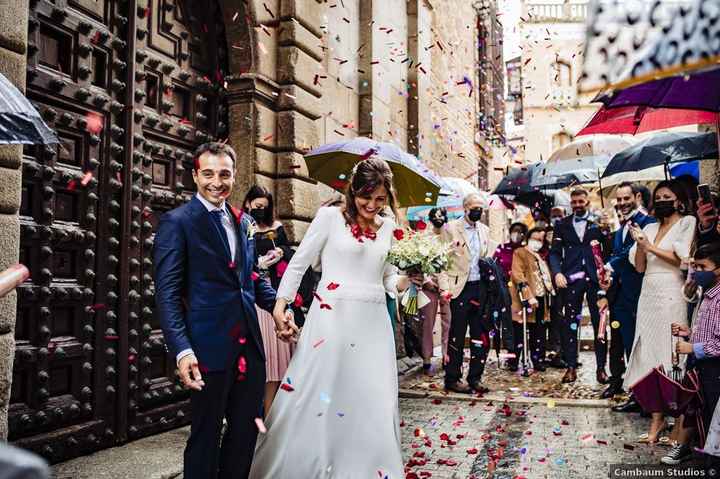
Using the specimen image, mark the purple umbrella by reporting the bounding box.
[594,68,720,113]
[631,365,701,417]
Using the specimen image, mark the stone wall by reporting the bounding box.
[0,0,28,440]
[222,0,489,244]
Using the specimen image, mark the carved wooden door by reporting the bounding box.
[10,0,229,463]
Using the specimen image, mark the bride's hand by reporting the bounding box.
[273,304,299,343]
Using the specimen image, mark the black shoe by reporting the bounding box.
[469,381,489,394]
[548,356,567,369]
[612,397,642,413]
[596,369,609,385]
[601,382,624,399]
[534,361,547,372]
[507,359,519,372]
[445,381,472,394]
[661,443,693,465]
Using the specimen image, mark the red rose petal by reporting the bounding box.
[393,229,405,240]
[250,271,260,281]
[467,448,478,454]
[237,355,247,374]
[327,282,340,290]
[320,303,332,310]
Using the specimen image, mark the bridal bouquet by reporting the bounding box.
[386,229,452,315]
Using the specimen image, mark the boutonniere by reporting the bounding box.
[246,221,257,240]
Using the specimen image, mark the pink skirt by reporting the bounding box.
[256,306,294,382]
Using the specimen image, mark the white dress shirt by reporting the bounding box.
[621,209,639,242]
[463,220,485,282]
[572,213,589,242]
[176,194,239,365]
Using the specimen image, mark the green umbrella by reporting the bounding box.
[304,137,442,207]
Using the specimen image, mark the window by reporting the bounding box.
[551,61,572,88]
[39,24,72,74]
[552,132,572,151]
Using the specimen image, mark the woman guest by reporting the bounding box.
[243,185,296,415]
[509,227,555,372]
[493,222,528,278]
[418,207,452,374]
[625,179,697,444]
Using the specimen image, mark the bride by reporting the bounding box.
[249,158,413,478]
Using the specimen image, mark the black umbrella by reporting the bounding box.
[0,72,58,145]
[492,162,545,196]
[602,131,717,179]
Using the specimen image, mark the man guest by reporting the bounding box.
[598,182,655,403]
[442,193,492,394]
[549,188,609,384]
[154,142,291,478]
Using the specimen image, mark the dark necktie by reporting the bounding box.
[210,209,232,259]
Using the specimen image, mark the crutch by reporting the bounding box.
[518,285,532,377]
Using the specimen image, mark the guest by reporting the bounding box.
[243,185,295,415]
[697,192,719,247]
[667,243,720,465]
[545,206,567,368]
[493,222,528,278]
[549,188,609,384]
[624,179,697,444]
[419,208,452,373]
[509,227,555,372]
[598,182,656,402]
[442,193,492,394]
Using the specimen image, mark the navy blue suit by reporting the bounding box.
[153,195,276,479]
[549,215,609,369]
[607,212,656,356]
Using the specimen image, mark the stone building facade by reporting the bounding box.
[0,0,501,462]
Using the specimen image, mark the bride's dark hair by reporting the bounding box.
[342,157,398,224]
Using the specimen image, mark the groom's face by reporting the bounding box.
[192,152,235,207]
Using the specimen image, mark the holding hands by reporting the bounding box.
[273,301,300,343]
[671,322,690,337]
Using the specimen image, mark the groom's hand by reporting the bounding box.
[178,354,205,391]
[273,309,299,343]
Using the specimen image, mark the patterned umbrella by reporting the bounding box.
[304,137,442,207]
[0,72,58,145]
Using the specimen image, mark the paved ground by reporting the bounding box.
[51,352,704,479]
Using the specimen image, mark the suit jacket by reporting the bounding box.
[153,195,277,372]
[607,212,656,311]
[548,214,608,285]
[441,218,492,298]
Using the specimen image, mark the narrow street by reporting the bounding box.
[51,353,680,479]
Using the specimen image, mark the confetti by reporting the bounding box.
[313,338,326,348]
[255,417,267,433]
[280,383,295,392]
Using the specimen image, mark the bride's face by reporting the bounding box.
[354,185,388,222]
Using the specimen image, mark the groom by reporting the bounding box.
[154,142,287,478]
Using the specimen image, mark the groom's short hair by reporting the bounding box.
[192,142,237,171]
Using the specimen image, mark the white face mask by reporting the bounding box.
[527,239,543,252]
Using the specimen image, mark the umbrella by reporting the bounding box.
[406,176,478,222]
[548,135,633,163]
[533,154,612,189]
[0,72,58,145]
[577,105,717,137]
[492,163,545,196]
[593,68,720,113]
[304,137,442,207]
[631,365,701,418]
[602,131,717,179]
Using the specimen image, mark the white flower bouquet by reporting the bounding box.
[386,228,452,316]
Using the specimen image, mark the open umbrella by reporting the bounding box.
[0,72,58,145]
[304,137,442,207]
[533,154,612,189]
[548,135,633,163]
[631,365,701,418]
[577,105,717,137]
[602,131,717,179]
[492,163,545,196]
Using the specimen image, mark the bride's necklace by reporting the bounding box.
[350,220,378,243]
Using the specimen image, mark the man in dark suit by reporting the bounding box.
[597,182,656,402]
[549,187,609,384]
[154,143,290,479]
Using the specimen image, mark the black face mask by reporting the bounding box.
[468,209,483,222]
[654,200,677,219]
[250,207,270,224]
[430,219,446,228]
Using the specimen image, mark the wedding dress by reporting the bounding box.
[249,206,404,478]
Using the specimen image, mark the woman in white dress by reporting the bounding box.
[249,158,413,478]
[624,179,697,443]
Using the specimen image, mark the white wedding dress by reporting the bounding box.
[249,207,404,479]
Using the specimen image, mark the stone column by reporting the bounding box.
[0,0,29,439]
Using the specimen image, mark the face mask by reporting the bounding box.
[551,217,562,227]
[467,209,483,222]
[250,207,269,224]
[654,200,677,219]
[693,269,719,289]
[510,232,522,243]
[430,219,445,228]
[527,239,543,252]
